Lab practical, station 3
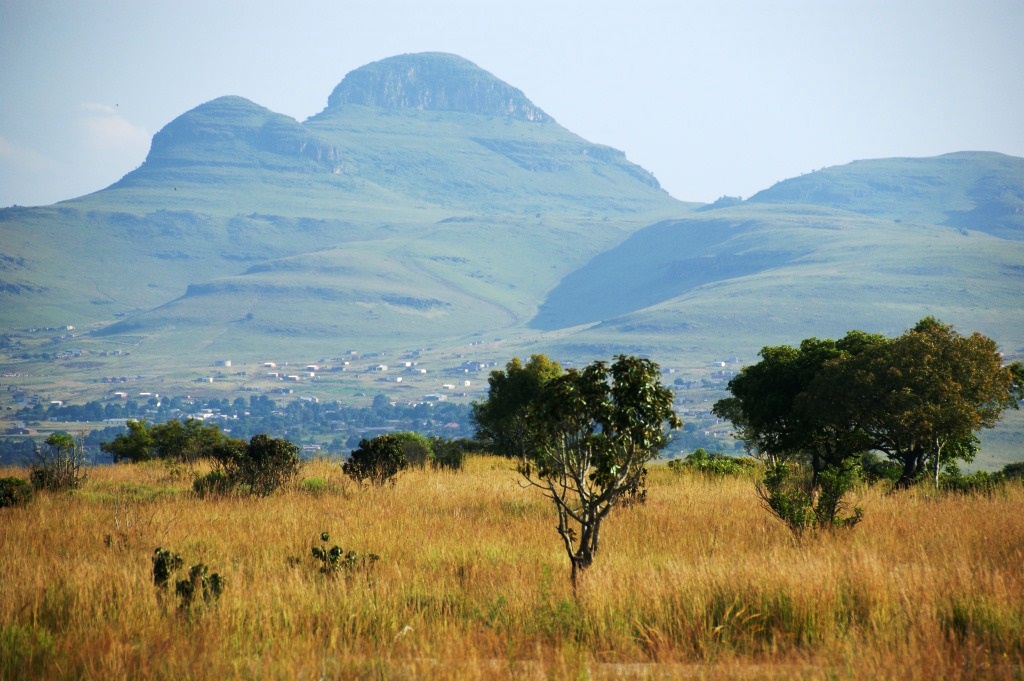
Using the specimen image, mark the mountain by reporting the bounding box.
[0,53,682,358]
[0,52,1022,406]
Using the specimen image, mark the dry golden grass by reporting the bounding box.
[2,457,1023,680]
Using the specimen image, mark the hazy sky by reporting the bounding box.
[2,1,1022,208]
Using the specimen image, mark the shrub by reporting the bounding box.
[29,433,87,492]
[393,431,433,468]
[430,437,471,471]
[859,451,902,485]
[670,448,755,477]
[998,461,1024,482]
[343,434,407,486]
[939,463,1004,496]
[207,434,300,497]
[175,564,226,609]
[0,477,33,508]
[192,470,234,498]
[152,547,224,612]
[309,532,380,584]
[758,462,862,535]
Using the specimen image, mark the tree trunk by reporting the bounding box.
[895,448,925,490]
[569,550,594,596]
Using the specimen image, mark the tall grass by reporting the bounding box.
[1,457,1022,679]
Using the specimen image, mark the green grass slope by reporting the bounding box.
[544,203,1024,361]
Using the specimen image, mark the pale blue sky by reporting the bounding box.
[2,0,1022,207]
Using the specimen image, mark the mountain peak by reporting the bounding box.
[324,52,551,122]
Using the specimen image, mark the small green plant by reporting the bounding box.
[0,477,33,508]
[175,563,226,609]
[310,532,380,583]
[152,547,184,589]
[152,547,224,612]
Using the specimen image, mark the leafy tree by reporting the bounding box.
[472,354,562,458]
[716,318,1022,496]
[713,331,884,483]
[834,318,1022,488]
[519,355,680,590]
[152,418,232,464]
[100,419,155,463]
[343,434,408,486]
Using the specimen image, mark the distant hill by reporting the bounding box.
[533,152,1024,359]
[0,52,1021,389]
[747,151,1024,240]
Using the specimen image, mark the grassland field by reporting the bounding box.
[2,456,1023,680]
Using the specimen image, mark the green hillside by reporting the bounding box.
[747,151,1024,240]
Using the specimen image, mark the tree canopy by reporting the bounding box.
[471,354,562,458]
[714,318,1022,490]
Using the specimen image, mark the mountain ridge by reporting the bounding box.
[0,52,1021,402]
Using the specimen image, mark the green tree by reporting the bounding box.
[101,418,237,464]
[520,355,680,590]
[471,354,562,458]
[100,419,155,463]
[713,330,883,532]
[836,318,1022,489]
[713,331,884,483]
[392,431,433,468]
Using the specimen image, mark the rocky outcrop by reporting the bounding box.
[325,52,551,122]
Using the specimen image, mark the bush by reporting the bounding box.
[30,433,87,492]
[192,470,234,498]
[0,477,33,508]
[859,451,902,485]
[999,461,1024,482]
[393,431,433,468]
[430,437,472,471]
[939,463,1004,496]
[309,531,380,583]
[669,448,755,477]
[208,434,300,497]
[231,434,300,496]
[758,462,862,535]
[343,434,407,486]
[152,547,224,613]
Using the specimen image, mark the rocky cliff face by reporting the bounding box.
[324,52,551,122]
